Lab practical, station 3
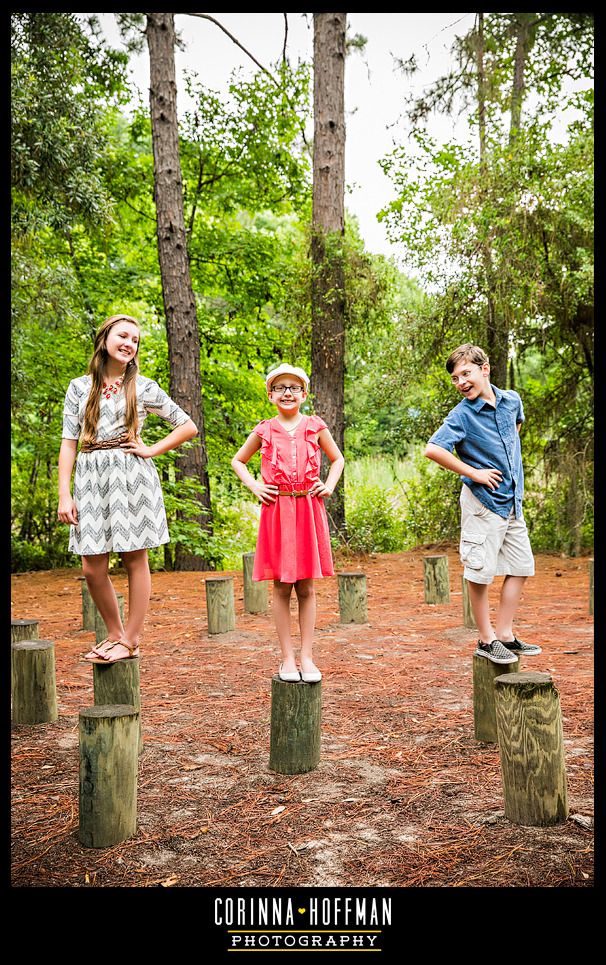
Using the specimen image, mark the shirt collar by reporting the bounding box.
[464,383,502,411]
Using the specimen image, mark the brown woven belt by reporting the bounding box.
[278,489,310,497]
[80,432,130,453]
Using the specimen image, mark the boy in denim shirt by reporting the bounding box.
[425,343,540,664]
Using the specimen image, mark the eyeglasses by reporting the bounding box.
[450,366,481,385]
[270,384,305,394]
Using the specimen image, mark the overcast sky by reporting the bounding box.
[96,12,477,265]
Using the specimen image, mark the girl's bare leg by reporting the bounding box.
[295,579,319,674]
[81,552,124,658]
[119,548,151,652]
[273,580,298,673]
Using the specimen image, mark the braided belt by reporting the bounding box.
[80,432,130,453]
[278,489,310,497]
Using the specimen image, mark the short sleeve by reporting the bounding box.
[62,380,82,440]
[428,406,466,452]
[253,419,270,439]
[307,415,328,434]
[515,392,525,424]
[142,380,191,427]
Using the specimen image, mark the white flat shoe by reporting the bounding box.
[279,663,301,682]
[301,668,322,683]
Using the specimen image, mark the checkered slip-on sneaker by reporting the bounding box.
[499,636,542,655]
[474,640,518,665]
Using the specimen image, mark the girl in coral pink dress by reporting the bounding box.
[232,364,344,683]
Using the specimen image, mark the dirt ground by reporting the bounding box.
[11,547,594,888]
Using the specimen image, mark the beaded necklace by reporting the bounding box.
[102,376,124,400]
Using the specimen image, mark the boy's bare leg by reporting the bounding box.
[495,575,527,642]
[466,579,496,643]
[273,580,298,673]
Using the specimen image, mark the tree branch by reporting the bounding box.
[184,13,278,85]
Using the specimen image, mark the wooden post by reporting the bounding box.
[494,671,568,826]
[81,580,96,631]
[473,653,519,742]
[79,704,139,848]
[269,676,322,774]
[205,576,236,634]
[589,558,594,616]
[338,572,368,623]
[462,577,477,629]
[11,640,58,725]
[93,659,143,757]
[11,619,39,644]
[94,593,125,644]
[423,555,450,604]
[242,552,268,614]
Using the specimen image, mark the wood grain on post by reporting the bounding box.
[338,572,367,623]
[11,619,39,644]
[93,658,143,757]
[79,704,139,848]
[81,580,96,631]
[473,653,519,742]
[269,676,322,774]
[589,558,594,616]
[11,640,58,724]
[462,577,477,629]
[242,552,268,614]
[494,671,568,826]
[94,593,125,644]
[205,576,236,634]
[423,555,450,604]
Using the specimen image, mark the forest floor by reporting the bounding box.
[11,547,594,888]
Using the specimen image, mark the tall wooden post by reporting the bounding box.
[11,619,39,644]
[589,558,594,616]
[494,671,568,826]
[79,704,139,848]
[205,576,236,634]
[269,676,322,774]
[242,552,268,614]
[11,640,58,724]
[81,580,96,631]
[338,572,367,623]
[94,593,125,644]
[473,653,519,742]
[462,577,477,629]
[423,555,450,604]
[93,659,143,756]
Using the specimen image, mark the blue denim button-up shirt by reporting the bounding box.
[428,385,525,518]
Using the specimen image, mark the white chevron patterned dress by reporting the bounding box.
[62,375,191,556]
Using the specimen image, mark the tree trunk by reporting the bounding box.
[146,12,213,570]
[311,12,347,539]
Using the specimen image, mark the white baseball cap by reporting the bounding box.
[265,363,309,390]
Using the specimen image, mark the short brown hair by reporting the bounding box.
[445,343,489,374]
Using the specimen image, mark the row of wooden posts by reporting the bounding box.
[11,553,592,848]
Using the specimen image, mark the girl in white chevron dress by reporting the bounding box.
[57,314,198,663]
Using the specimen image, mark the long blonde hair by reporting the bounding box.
[81,315,140,447]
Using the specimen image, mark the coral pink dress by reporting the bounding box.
[252,415,335,583]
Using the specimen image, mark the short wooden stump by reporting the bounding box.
[472,653,519,742]
[205,576,236,634]
[81,580,96,631]
[423,555,450,604]
[93,657,143,756]
[11,640,58,725]
[461,577,477,629]
[269,676,322,774]
[11,619,40,644]
[338,572,367,623]
[79,704,139,848]
[494,672,568,826]
[589,558,594,616]
[242,552,268,614]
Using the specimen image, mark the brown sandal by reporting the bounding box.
[85,640,139,664]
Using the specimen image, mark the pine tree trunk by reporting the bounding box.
[311,12,347,539]
[146,12,214,571]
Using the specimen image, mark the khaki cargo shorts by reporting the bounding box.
[459,484,535,585]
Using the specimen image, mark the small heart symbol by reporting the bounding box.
[298,907,306,914]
